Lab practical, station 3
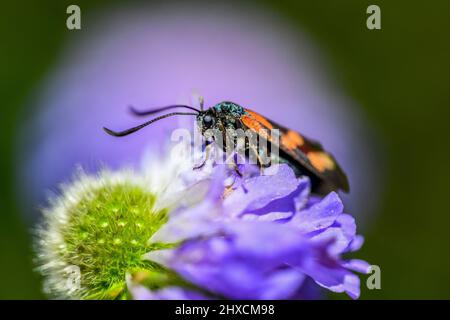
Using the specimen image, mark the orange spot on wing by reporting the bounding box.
[307,151,335,172]
[241,115,264,132]
[281,130,305,150]
[245,110,273,129]
[241,115,272,141]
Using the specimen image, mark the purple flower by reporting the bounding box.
[33,136,369,300]
[146,163,370,300]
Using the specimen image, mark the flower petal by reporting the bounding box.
[309,214,357,255]
[130,285,209,300]
[318,273,361,300]
[343,259,371,274]
[288,191,344,234]
[223,164,300,217]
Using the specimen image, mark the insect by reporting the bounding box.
[103,100,349,194]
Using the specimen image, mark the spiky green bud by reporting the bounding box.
[36,170,170,299]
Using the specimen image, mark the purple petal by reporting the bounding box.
[223,164,299,217]
[130,285,209,300]
[154,222,314,299]
[244,176,310,219]
[241,211,294,222]
[343,259,371,274]
[318,273,361,300]
[293,177,311,211]
[258,269,306,300]
[308,214,357,255]
[348,234,365,252]
[288,192,344,234]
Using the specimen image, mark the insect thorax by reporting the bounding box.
[213,101,246,129]
[213,101,245,116]
[196,101,248,142]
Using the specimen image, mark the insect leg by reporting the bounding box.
[220,149,242,176]
[249,145,266,175]
[193,140,213,170]
[230,160,243,177]
[223,129,243,177]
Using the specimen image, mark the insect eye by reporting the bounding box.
[203,115,214,128]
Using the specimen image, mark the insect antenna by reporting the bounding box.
[199,96,205,111]
[129,104,201,116]
[103,112,198,137]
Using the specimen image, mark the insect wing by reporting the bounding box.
[240,108,349,192]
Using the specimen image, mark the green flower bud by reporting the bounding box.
[35,170,170,299]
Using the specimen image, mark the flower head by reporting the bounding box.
[35,143,206,299]
[36,143,369,300]
[146,161,370,300]
[35,169,169,299]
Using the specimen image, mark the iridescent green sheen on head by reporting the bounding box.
[213,101,246,116]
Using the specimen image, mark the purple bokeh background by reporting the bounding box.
[17,3,381,223]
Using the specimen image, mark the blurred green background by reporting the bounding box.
[1,0,449,299]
